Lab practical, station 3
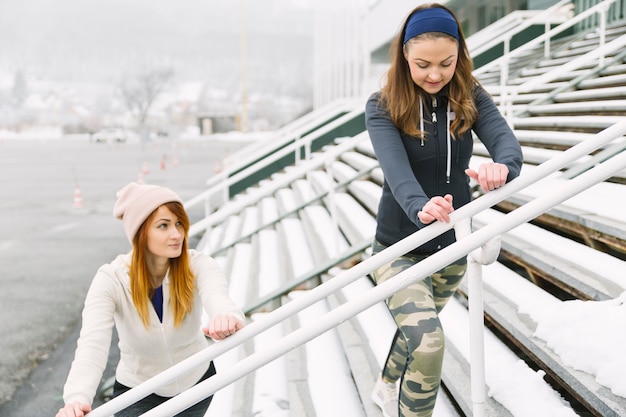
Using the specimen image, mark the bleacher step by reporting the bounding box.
[456,265,626,417]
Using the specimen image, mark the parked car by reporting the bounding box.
[93,128,127,143]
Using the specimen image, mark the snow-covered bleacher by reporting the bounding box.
[184,7,626,417]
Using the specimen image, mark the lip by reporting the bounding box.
[169,243,182,250]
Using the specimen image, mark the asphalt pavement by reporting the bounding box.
[0,137,245,416]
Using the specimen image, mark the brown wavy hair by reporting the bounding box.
[129,201,195,328]
[380,3,478,138]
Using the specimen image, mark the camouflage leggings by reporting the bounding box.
[371,240,467,417]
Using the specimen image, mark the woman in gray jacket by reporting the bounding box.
[56,182,245,417]
[366,4,522,417]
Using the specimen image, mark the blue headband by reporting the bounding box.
[403,8,459,44]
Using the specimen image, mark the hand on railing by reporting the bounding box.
[454,218,501,265]
[202,314,246,341]
[418,194,454,224]
[55,401,91,417]
[465,162,509,193]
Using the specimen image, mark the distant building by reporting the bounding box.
[197,113,238,135]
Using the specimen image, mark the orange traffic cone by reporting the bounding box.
[141,161,150,175]
[160,155,166,171]
[72,185,84,209]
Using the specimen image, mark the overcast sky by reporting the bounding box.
[0,0,314,85]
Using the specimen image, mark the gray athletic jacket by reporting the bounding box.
[365,84,523,253]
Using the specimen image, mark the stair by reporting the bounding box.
[189,13,626,417]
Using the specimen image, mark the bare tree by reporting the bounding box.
[118,68,174,131]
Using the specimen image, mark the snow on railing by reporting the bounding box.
[85,120,626,417]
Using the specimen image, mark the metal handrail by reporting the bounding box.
[518,47,626,109]
[243,238,372,315]
[141,126,626,417]
[208,164,377,258]
[468,0,573,60]
[194,99,352,195]
[494,32,626,122]
[86,120,626,417]
[473,0,620,81]
[515,33,626,93]
[184,105,363,216]
[188,130,369,238]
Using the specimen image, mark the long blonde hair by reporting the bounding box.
[380,3,478,138]
[129,201,195,328]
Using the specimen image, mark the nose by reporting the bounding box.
[428,71,442,82]
[171,227,183,239]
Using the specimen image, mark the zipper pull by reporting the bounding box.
[432,111,437,123]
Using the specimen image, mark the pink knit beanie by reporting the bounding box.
[113,182,183,242]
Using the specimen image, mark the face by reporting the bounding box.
[403,36,458,95]
[146,206,185,260]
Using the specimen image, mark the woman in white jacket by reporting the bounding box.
[56,182,246,417]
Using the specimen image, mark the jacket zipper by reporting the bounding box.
[432,96,443,250]
[159,316,181,393]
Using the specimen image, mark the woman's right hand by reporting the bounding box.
[203,313,245,341]
[418,194,454,225]
[55,402,91,417]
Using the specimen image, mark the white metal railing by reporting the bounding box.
[467,0,573,60]
[184,99,358,214]
[474,0,621,84]
[185,101,353,207]
[211,99,353,176]
[515,34,626,93]
[188,130,368,238]
[466,10,542,53]
[208,164,377,259]
[454,217,503,417]
[576,0,626,29]
[493,32,626,123]
[142,125,626,417]
[85,120,626,417]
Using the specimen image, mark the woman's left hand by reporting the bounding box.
[203,314,245,340]
[465,162,509,192]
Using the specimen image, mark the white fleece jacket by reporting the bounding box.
[63,249,245,406]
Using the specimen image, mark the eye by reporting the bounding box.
[441,58,455,68]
